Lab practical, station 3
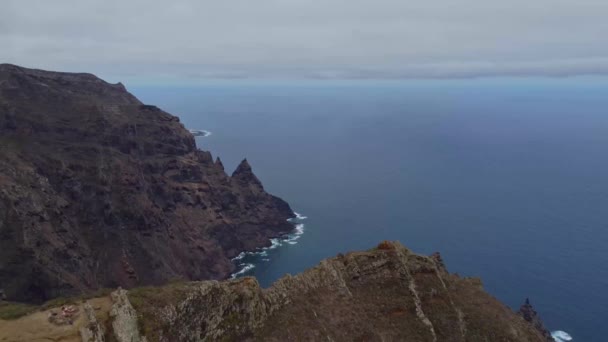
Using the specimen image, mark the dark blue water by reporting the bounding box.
[133,78,608,341]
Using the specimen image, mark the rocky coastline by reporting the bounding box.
[0,65,556,342]
[0,64,295,303]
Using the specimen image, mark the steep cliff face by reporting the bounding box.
[0,64,294,303]
[115,241,548,341]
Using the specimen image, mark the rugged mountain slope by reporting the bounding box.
[40,241,551,342]
[0,64,294,303]
[121,241,550,341]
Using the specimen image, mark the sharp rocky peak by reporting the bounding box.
[214,156,224,171]
[518,298,554,341]
[231,158,263,188]
[233,158,252,174]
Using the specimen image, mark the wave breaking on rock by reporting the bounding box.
[551,330,573,341]
[230,211,308,278]
[189,129,212,137]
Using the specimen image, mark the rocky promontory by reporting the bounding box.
[0,64,295,303]
[0,241,552,341]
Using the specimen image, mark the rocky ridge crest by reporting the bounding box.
[120,241,550,342]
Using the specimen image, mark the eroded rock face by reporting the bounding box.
[110,289,147,342]
[518,298,555,341]
[0,64,294,302]
[79,302,106,342]
[125,241,550,342]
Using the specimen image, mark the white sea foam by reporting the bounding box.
[284,234,301,242]
[282,224,305,245]
[288,212,308,222]
[231,252,246,261]
[294,223,305,234]
[551,331,573,341]
[230,263,255,278]
[230,211,307,278]
[189,129,212,137]
[263,238,283,250]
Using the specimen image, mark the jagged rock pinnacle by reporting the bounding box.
[231,158,263,189]
[215,157,224,171]
[518,298,554,341]
[233,158,252,174]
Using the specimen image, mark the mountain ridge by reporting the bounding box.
[123,241,554,341]
[0,241,552,342]
[0,64,295,303]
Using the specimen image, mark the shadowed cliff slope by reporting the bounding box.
[0,64,294,303]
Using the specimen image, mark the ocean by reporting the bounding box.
[132,78,608,341]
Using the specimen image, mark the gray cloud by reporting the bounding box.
[2,0,608,81]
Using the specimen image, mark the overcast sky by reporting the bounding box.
[2,0,608,82]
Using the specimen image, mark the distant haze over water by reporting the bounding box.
[133,78,608,341]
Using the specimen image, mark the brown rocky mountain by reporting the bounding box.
[0,64,295,303]
[0,241,552,341]
[119,241,552,341]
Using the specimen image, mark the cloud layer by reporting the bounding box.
[2,0,608,81]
